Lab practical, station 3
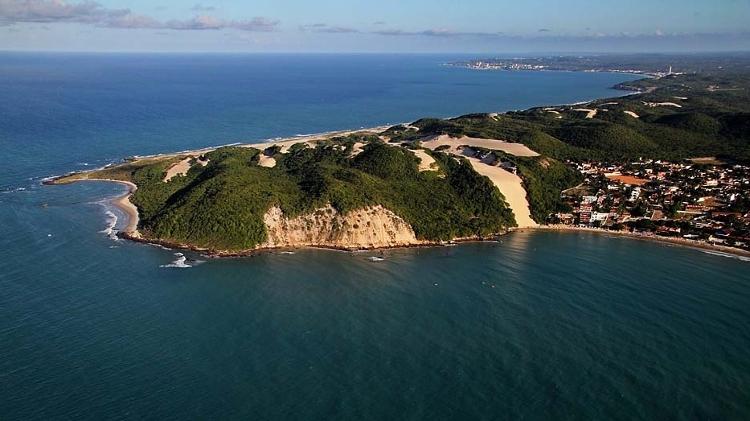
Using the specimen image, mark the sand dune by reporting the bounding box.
[419,135,537,228]
[421,134,539,157]
[573,108,598,119]
[163,157,193,182]
[258,155,277,168]
[163,156,208,182]
[463,157,537,228]
[411,149,437,171]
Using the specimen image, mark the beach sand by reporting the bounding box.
[112,181,140,236]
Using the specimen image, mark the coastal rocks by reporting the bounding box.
[260,205,427,250]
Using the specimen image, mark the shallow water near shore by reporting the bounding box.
[2,53,750,419]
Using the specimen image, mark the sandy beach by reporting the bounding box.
[53,177,141,237]
[111,181,140,236]
[131,124,395,163]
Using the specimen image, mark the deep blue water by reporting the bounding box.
[1,53,749,420]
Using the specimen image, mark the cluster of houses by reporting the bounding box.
[552,160,750,251]
[458,61,547,71]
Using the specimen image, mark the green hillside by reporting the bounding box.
[111,142,515,251]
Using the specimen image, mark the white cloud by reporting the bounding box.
[300,23,358,33]
[0,0,279,31]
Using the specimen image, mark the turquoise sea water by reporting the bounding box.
[1,53,749,420]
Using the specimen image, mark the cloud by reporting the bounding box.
[299,23,358,33]
[300,23,358,33]
[538,28,550,33]
[106,13,161,29]
[191,3,215,12]
[0,0,129,24]
[0,0,279,31]
[372,20,385,25]
[373,28,504,38]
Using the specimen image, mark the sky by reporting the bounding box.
[1,0,750,53]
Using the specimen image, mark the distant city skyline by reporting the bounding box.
[2,0,750,52]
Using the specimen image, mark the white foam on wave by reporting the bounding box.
[702,250,750,262]
[1,185,32,194]
[99,210,120,240]
[368,256,385,262]
[160,252,203,268]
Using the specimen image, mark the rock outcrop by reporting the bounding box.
[260,205,427,249]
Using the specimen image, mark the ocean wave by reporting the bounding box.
[702,250,750,262]
[160,252,203,268]
[1,186,29,194]
[99,211,120,240]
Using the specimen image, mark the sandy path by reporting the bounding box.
[163,157,193,182]
[421,135,539,157]
[643,102,682,108]
[623,110,640,118]
[163,156,209,182]
[411,149,437,171]
[573,108,598,119]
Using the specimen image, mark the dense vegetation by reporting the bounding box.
[59,67,749,244]
[383,71,750,221]
[395,72,750,163]
[512,157,582,222]
[115,142,514,251]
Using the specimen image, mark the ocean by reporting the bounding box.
[1,53,749,420]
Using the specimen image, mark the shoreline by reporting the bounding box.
[529,225,750,259]
[51,175,750,261]
[46,69,748,260]
[78,70,645,166]
[50,177,141,237]
[109,180,140,236]
[119,229,514,258]
[128,124,395,162]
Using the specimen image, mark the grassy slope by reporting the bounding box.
[117,142,515,251]
[56,72,749,239]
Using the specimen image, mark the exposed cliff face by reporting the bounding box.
[260,205,428,249]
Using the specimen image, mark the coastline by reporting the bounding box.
[43,69,750,261]
[49,177,141,237]
[529,225,750,259]
[109,180,140,237]
[129,124,395,162]
[119,229,513,258]
[51,174,750,260]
